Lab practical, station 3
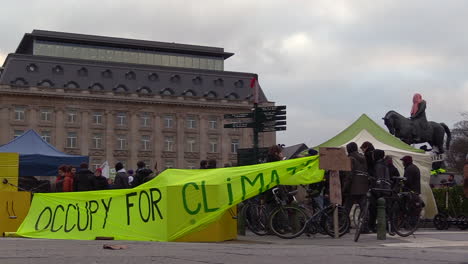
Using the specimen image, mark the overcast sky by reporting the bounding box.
[1,0,467,147]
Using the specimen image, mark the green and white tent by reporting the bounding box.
[316,114,437,218]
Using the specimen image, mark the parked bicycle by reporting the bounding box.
[268,186,350,239]
[354,177,423,242]
[240,196,270,236]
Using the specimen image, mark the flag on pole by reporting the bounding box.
[250,75,260,104]
[100,161,110,178]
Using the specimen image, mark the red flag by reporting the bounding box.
[250,76,259,104]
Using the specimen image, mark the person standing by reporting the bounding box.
[93,168,108,190]
[400,156,421,194]
[55,165,66,192]
[62,165,74,192]
[74,163,94,191]
[343,142,369,214]
[113,162,130,189]
[360,141,375,177]
[200,160,208,169]
[133,161,153,187]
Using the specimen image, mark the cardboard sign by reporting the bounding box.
[319,147,351,171]
[329,171,342,205]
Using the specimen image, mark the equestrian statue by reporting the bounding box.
[383,93,451,154]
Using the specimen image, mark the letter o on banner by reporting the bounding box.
[35,207,53,231]
[139,190,151,222]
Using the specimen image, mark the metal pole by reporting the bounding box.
[253,103,259,164]
[333,204,339,238]
[377,197,386,240]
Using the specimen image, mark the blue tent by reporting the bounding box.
[0,130,88,176]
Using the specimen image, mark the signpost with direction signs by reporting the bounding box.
[224,104,287,164]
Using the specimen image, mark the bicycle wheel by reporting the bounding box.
[269,206,308,239]
[433,213,448,230]
[351,204,361,229]
[244,203,269,236]
[321,206,350,238]
[354,201,369,242]
[391,202,419,237]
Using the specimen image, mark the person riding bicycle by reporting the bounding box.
[400,156,421,194]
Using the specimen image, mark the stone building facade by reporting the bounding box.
[0,30,276,171]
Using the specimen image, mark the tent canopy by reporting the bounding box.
[313,114,437,218]
[316,114,424,153]
[0,130,88,176]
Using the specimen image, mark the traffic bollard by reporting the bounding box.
[237,204,246,235]
[377,197,386,240]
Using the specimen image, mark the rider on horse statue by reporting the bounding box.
[410,93,428,142]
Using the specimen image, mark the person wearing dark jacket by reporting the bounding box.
[74,163,95,191]
[93,168,108,190]
[133,161,153,187]
[401,156,421,194]
[360,141,375,177]
[343,142,369,213]
[372,150,391,189]
[113,162,130,189]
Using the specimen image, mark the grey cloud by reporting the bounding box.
[0,0,466,147]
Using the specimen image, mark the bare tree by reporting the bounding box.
[446,112,468,173]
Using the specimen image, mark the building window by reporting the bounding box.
[40,109,52,121]
[214,78,224,86]
[92,159,102,171]
[148,73,159,81]
[231,139,240,153]
[183,89,196,96]
[208,118,218,129]
[77,67,88,77]
[125,71,136,80]
[116,112,127,126]
[234,80,244,88]
[138,87,152,94]
[92,112,103,125]
[92,133,103,149]
[14,130,24,139]
[187,116,197,129]
[141,135,151,151]
[140,113,151,127]
[192,76,202,85]
[14,107,25,121]
[11,78,28,86]
[161,88,174,96]
[164,136,174,151]
[186,138,197,152]
[205,91,217,99]
[164,116,173,128]
[41,131,51,143]
[26,64,38,72]
[209,138,218,153]
[66,132,77,148]
[165,160,174,169]
[67,111,77,123]
[89,83,104,91]
[38,80,54,87]
[117,135,127,150]
[102,69,112,78]
[64,81,79,89]
[52,65,64,74]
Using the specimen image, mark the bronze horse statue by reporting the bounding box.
[383,111,451,153]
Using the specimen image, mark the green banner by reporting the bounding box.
[17,156,323,241]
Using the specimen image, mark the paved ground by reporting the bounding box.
[1,229,467,264]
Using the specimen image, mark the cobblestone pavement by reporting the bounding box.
[1,229,467,264]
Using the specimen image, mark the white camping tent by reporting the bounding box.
[316,114,437,218]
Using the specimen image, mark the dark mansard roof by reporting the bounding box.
[0,53,267,102]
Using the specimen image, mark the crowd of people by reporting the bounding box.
[55,161,159,192]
